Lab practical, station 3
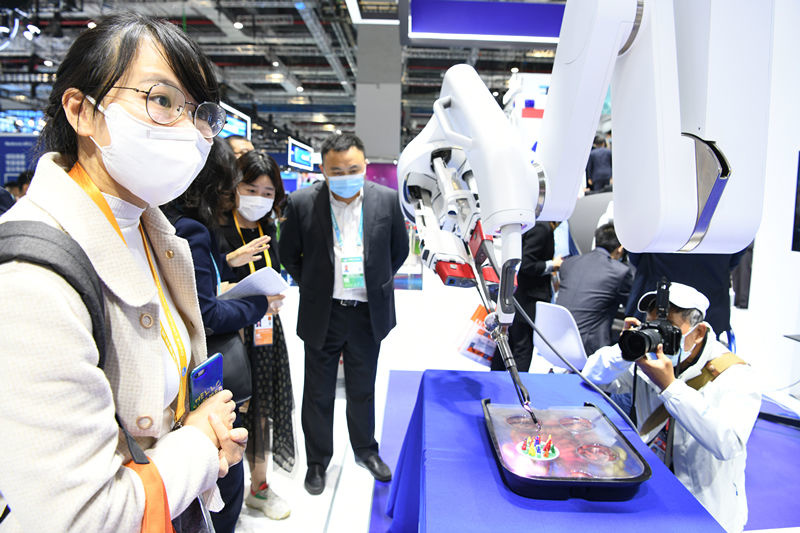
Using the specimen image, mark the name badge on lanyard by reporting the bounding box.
[254,313,273,346]
[331,204,365,289]
[341,256,365,288]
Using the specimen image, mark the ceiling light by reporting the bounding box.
[27,24,40,35]
[492,91,499,97]
[272,60,280,67]
[23,30,33,40]
[510,67,519,73]
[296,86,304,93]
[340,80,348,85]
[233,21,244,30]
[87,21,97,29]
[0,26,9,35]
[335,129,342,135]
[43,60,53,67]
[273,128,278,133]
[393,159,398,165]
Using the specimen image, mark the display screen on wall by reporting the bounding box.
[218,102,251,140]
[793,152,800,252]
[287,137,315,172]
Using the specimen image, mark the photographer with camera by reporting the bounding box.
[582,281,761,533]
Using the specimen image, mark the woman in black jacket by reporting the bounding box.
[164,138,279,531]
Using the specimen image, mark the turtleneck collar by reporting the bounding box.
[102,192,145,231]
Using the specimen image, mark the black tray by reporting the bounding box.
[482,399,651,500]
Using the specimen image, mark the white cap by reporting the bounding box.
[637,282,709,317]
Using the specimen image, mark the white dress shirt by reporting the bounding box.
[330,191,368,302]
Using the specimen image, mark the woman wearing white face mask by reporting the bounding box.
[0,13,245,532]
[213,150,295,521]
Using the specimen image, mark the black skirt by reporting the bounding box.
[242,313,296,474]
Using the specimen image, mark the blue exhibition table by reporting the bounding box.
[385,370,724,532]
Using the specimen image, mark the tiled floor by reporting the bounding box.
[234,275,800,532]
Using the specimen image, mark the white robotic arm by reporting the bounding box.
[398,64,543,423]
[398,64,541,326]
[398,0,772,418]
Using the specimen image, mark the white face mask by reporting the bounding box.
[86,97,212,207]
[237,193,274,222]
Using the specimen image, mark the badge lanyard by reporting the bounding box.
[233,212,275,344]
[330,204,363,249]
[69,162,189,422]
[330,204,365,289]
[209,252,222,295]
[233,212,271,274]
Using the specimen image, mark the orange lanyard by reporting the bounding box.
[233,212,271,273]
[68,162,126,243]
[68,163,188,421]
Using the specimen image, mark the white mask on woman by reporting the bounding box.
[86,97,212,207]
[237,193,274,222]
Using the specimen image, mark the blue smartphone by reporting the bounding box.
[189,352,223,411]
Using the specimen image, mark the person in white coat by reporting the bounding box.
[0,13,245,532]
[582,283,761,533]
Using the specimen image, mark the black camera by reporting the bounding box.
[618,280,682,361]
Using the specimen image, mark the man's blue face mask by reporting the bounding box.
[328,172,365,199]
[667,324,699,367]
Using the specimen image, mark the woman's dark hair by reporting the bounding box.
[174,137,241,228]
[36,12,219,167]
[236,150,286,223]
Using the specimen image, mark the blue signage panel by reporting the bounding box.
[410,0,563,39]
[403,0,564,46]
[0,134,38,184]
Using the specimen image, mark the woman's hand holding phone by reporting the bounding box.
[183,389,236,448]
[209,412,248,477]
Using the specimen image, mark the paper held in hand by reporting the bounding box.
[217,267,289,300]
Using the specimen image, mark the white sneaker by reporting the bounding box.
[245,486,291,520]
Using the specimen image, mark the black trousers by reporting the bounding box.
[490,294,538,373]
[302,302,380,468]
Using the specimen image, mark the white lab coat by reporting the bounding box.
[582,326,761,533]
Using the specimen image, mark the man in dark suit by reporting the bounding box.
[624,250,744,341]
[586,135,612,192]
[0,187,15,216]
[491,221,560,372]
[279,133,409,495]
[556,223,633,355]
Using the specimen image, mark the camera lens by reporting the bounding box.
[619,328,663,361]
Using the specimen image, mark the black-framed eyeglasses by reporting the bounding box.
[113,83,227,138]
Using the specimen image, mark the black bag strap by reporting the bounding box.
[0,221,107,364]
[0,221,148,465]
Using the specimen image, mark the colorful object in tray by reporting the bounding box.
[519,434,559,460]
